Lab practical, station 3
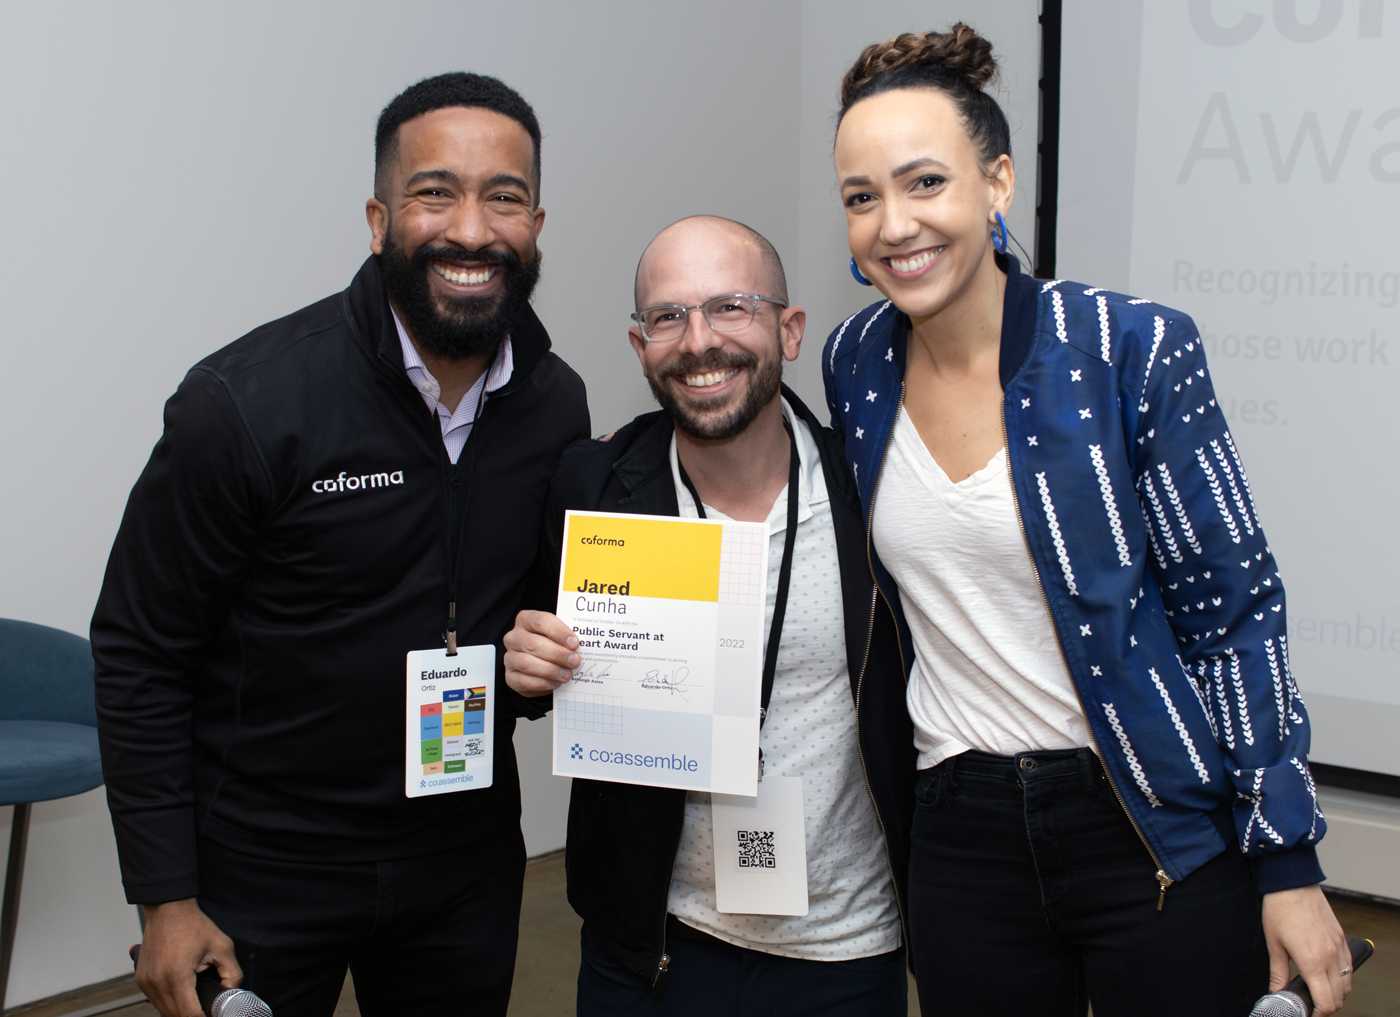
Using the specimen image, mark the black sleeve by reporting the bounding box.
[534,457,571,609]
[90,367,271,904]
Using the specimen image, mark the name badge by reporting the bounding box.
[710,776,808,916]
[405,646,494,797]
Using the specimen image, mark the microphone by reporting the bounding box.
[129,944,273,1017]
[1248,936,1375,1017]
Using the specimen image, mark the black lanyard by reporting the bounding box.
[676,420,800,776]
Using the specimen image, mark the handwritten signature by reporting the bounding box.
[641,666,691,697]
[572,660,615,680]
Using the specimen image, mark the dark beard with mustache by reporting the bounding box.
[379,234,541,360]
[646,345,781,441]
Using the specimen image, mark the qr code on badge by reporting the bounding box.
[737,829,776,869]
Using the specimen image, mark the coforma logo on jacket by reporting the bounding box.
[311,469,406,494]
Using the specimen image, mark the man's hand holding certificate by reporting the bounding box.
[529,509,767,795]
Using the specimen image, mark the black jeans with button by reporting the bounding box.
[197,834,525,1016]
[578,916,907,1016]
[908,748,1268,1017]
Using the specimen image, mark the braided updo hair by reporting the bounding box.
[838,23,1011,170]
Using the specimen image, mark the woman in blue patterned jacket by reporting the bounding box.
[821,23,1351,1017]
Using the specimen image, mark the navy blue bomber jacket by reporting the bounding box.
[821,255,1326,897]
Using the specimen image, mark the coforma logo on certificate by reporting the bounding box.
[552,509,767,796]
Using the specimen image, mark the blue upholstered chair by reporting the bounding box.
[0,619,104,1011]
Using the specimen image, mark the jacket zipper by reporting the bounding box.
[999,408,1174,911]
[854,382,910,938]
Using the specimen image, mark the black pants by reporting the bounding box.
[197,835,525,1017]
[577,917,907,1016]
[908,748,1268,1017]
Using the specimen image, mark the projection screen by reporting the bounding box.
[1058,0,1399,778]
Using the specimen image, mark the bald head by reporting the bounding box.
[634,215,788,309]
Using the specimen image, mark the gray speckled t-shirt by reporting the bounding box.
[664,402,902,961]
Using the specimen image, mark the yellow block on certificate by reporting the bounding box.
[562,514,722,603]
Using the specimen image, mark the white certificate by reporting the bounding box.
[551,509,767,796]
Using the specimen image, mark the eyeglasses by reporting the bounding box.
[630,292,787,344]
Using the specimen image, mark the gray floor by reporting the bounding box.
[14,853,1399,1016]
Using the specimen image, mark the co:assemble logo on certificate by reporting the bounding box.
[569,742,700,773]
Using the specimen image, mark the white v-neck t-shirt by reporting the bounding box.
[873,405,1090,770]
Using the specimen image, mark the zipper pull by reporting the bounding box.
[657,952,671,976]
[445,600,459,656]
[1155,870,1174,912]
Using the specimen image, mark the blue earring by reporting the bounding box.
[992,212,1009,254]
[849,256,873,286]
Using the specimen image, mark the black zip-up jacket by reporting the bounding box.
[537,387,914,985]
[91,256,588,905]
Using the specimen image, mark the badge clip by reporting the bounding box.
[445,600,459,657]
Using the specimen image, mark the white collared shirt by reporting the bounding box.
[392,310,514,464]
[663,399,902,961]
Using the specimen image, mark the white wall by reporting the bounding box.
[0,1,1041,1004]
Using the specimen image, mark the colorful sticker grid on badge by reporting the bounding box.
[420,687,486,775]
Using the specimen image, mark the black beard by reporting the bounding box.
[646,345,781,441]
[379,234,541,360]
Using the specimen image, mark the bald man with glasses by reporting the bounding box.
[504,215,914,1016]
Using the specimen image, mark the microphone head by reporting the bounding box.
[211,988,273,1017]
[1248,990,1307,1017]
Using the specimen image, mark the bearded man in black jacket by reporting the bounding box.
[92,73,587,1017]
[504,216,914,1017]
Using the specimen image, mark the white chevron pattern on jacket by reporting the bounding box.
[1090,445,1133,568]
[1195,447,1242,545]
[1210,657,1236,751]
[1280,635,1306,725]
[1290,757,1323,842]
[1150,668,1211,784]
[1035,471,1078,596]
[1180,655,1218,740]
[1096,295,1113,364]
[1224,431,1264,527]
[1210,439,1255,536]
[1102,702,1163,808]
[1264,638,1289,741]
[1227,650,1256,748]
[1140,473,1184,564]
[1156,463,1204,556]
[1140,502,1170,571]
